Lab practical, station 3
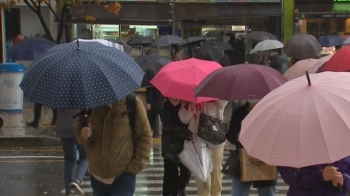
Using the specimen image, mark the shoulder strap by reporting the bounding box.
[126,93,137,137]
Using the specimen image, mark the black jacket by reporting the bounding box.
[268,55,283,73]
[146,87,162,107]
[226,102,276,188]
[160,100,188,161]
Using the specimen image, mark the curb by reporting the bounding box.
[0,136,61,148]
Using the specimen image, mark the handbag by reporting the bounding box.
[239,148,277,182]
[221,150,241,178]
[197,103,228,145]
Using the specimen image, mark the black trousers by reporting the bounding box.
[163,158,191,196]
[32,103,57,125]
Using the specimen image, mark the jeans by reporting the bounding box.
[90,172,136,196]
[61,137,89,192]
[231,177,275,196]
[163,158,191,196]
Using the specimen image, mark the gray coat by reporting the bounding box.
[55,109,78,138]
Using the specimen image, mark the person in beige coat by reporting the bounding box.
[179,100,228,196]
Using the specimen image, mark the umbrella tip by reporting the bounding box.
[77,39,80,51]
[305,71,311,86]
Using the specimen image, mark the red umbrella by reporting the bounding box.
[322,46,350,72]
[195,64,288,101]
[150,58,221,103]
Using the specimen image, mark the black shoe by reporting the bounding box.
[178,189,187,196]
[70,179,84,194]
[25,121,38,129]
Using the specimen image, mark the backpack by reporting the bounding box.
[73,93,137,136]
[125,93,137,137]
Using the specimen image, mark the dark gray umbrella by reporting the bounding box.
[153,35,185,46]
[283,34,322,60]
[127,37,153,45]
[108,39,134,55]
[180,37,205,46]
[195,45,225,61]
[135,54,171,87]
[244,31,278,41]
[203,41,233,50]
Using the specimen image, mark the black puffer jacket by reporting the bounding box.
[160,100,188,162]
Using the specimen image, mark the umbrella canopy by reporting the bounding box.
[20,41,144,109]
[179,140,213,182]
[108,39,134,55]
[153,35,185,46]
[240,72,350,168]
[150,58,221,103]
[195,64,287,101]
[344,37,350,45]
[73,39,124,53]
[283,34,322,60]
[318,35,344,47]
[252,40,284,52]
[8,37,56,60]
[135,54,171,87]
[322,46,350,72]
[203,41,233,50]
[283,58,320,80]
[126,37,153,45]
[244,31,278,41]
[308,54,333,73]
[194,45,225,61]
[180,37,205,46]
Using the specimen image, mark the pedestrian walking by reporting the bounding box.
[26,103,57,128]
[278,157,350,196]
[74,95,153,196]
[226,100,276,196]
[160,98,192,196]
[146,86,162,137]
[267,50,283,73]
[179,100,228,196]
[56,108,89,195]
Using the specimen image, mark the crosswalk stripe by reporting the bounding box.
[61,147,289,195]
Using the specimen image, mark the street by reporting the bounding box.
[0,146,288,196]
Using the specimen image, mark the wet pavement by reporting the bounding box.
[0,145,289,196]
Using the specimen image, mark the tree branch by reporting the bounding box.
[29,0,39,10]
[45,1,60,20]
[56,4,67,43]
[23,0,38,14]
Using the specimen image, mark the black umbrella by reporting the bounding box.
[180,36,205,46]
[153,35,185,46]
[244,31,278,41]
[108,39,134,55]
[283,34,322,60]
[135,54,171,87]
[127,37,153,45]
[203,41,233,50]
[195,45,225,61]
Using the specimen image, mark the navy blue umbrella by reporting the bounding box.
[8,37,56,60]
[318,35,344,47]
[20,41,144,109]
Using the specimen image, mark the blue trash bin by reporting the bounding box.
[0,62,26,113]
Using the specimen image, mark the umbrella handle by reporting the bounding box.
[330,163,343,192]
[83,112,93,142]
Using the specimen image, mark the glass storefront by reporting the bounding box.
[297,18,350,37]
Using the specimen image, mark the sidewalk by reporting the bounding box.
[0,98,58,147]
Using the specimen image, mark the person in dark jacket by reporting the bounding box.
[26,103,57,128]
[142,44,152,55]
[226,100,276,196]
[278,157,350,196]
[56,109,88,195]
[146,86,162,137]
[267,50,283,73]
[160,98,192,196]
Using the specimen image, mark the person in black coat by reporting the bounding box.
[146,87,162,137]
[226,100,276,196]
[267,50,283,73]
[160,98,192,196]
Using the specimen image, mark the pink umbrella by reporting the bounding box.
[239,72,350,168]
[150,58,221,103]
[308,54,333,73]
[283,58,319,80]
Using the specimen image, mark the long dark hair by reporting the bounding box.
[171,44,181,59]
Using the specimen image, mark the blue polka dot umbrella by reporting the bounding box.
[20,41,144,109]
